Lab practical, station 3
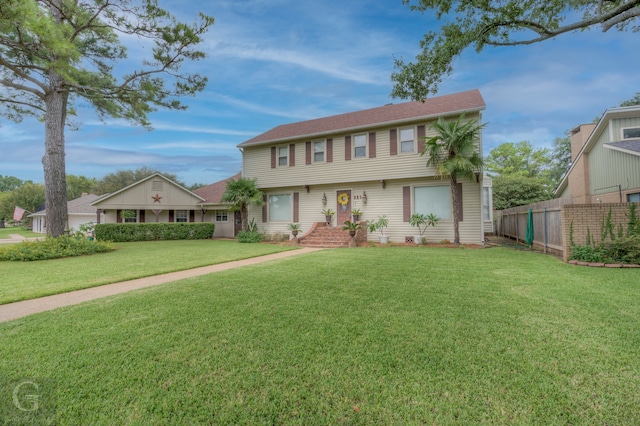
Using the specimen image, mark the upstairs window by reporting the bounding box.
[354,134,367,158]
[278,146,288,166]
[622,127,640,139]
[400,128,415,153]
[314,140,325,163]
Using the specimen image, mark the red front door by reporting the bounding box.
[336,190,351,225]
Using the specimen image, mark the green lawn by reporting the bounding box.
[0,227,40,239]
[0,240,295,304]
[1,247,639,424]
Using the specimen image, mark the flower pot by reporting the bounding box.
[292,231,299,237]
[379,235,389,244]
[352,214,360,222]
[325,215,333,226]
[414,235,424,245]
[349,230,356,237]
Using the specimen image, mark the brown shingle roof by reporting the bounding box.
[239,89,485,147]
[193,173,241,204]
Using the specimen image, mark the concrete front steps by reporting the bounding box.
[297,222,367,248]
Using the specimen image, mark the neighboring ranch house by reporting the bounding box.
[238,89,489,244]
[555,105,640,203]
[90,173,240,238]
[30,193,105,234]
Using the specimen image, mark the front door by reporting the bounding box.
[336,190,351,225]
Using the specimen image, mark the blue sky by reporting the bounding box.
[1,0,639,186]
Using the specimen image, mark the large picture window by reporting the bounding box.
[354,134,367,158]
[414,186,451,220]
[269,194,292,222]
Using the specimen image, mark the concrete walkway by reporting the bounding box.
[0,234,42,245]
[0,247,323,323]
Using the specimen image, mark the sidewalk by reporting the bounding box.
[0,247,323,323]
[0,234,42,245]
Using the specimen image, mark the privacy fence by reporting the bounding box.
[495,198,638,260]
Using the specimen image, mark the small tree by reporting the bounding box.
[221,178,264,232]
[424,114,485,244]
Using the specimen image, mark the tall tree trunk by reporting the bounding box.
[241,203,248,231]
[451,176,460,244]
[42,72,69,237]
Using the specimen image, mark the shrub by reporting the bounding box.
[94,223,215,242]
[603,235,640,264]
[570,245,610,263]
[571,235,640,264]
[0,236,115,261]
[236,230,263,243]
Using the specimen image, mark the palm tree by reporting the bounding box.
[221,177,264,231]
[423,114,486,244]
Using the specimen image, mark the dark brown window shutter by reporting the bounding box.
[327,138,333,162]
[293,192,299,222]
[289,144,295,167]
[456,183,463,222]
[271,147,276,168]
[116,209,122,223]
[189,210,195,222]
[305,141,311,165]
[403,186,411,222]
[390,129,398,156]
[368,132,376,158]
[262,194,268,223]
[345,135,352,161]
[169,210,174,222]
[139,210,145,223]
[417,125,426,154]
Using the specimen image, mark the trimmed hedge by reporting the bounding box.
[95,223,215,242]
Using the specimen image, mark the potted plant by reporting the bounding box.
[351,208,362,222]
[288,223,302,238]
[341,220,361,237]
[367,215,389,244]
[409,213,439,244]
[321,208,335,226]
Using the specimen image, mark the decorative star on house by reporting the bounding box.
[152,193,163,203]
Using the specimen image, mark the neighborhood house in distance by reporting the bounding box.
[555,104,640,203]
[31,89,494,244]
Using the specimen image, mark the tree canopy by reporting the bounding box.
[0,0,214,236]
[485,141,551,179]
[391,0,640,99]
[0,183,45,222]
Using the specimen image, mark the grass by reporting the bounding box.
[0,227,40,239]
[0,240,295,304]
[1,247,639,424]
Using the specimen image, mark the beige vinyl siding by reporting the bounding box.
[243,113,482,188]
[248,178,483,244]
[589,121,640,199]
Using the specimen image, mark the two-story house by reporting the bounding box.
[238,89,488,244]
[555,105,640,203]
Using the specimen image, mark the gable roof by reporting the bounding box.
[91,173,205,205]
[239,89,485,147]
[29,194,100,217]
[192,173,241,204]
[555,104,640,195]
